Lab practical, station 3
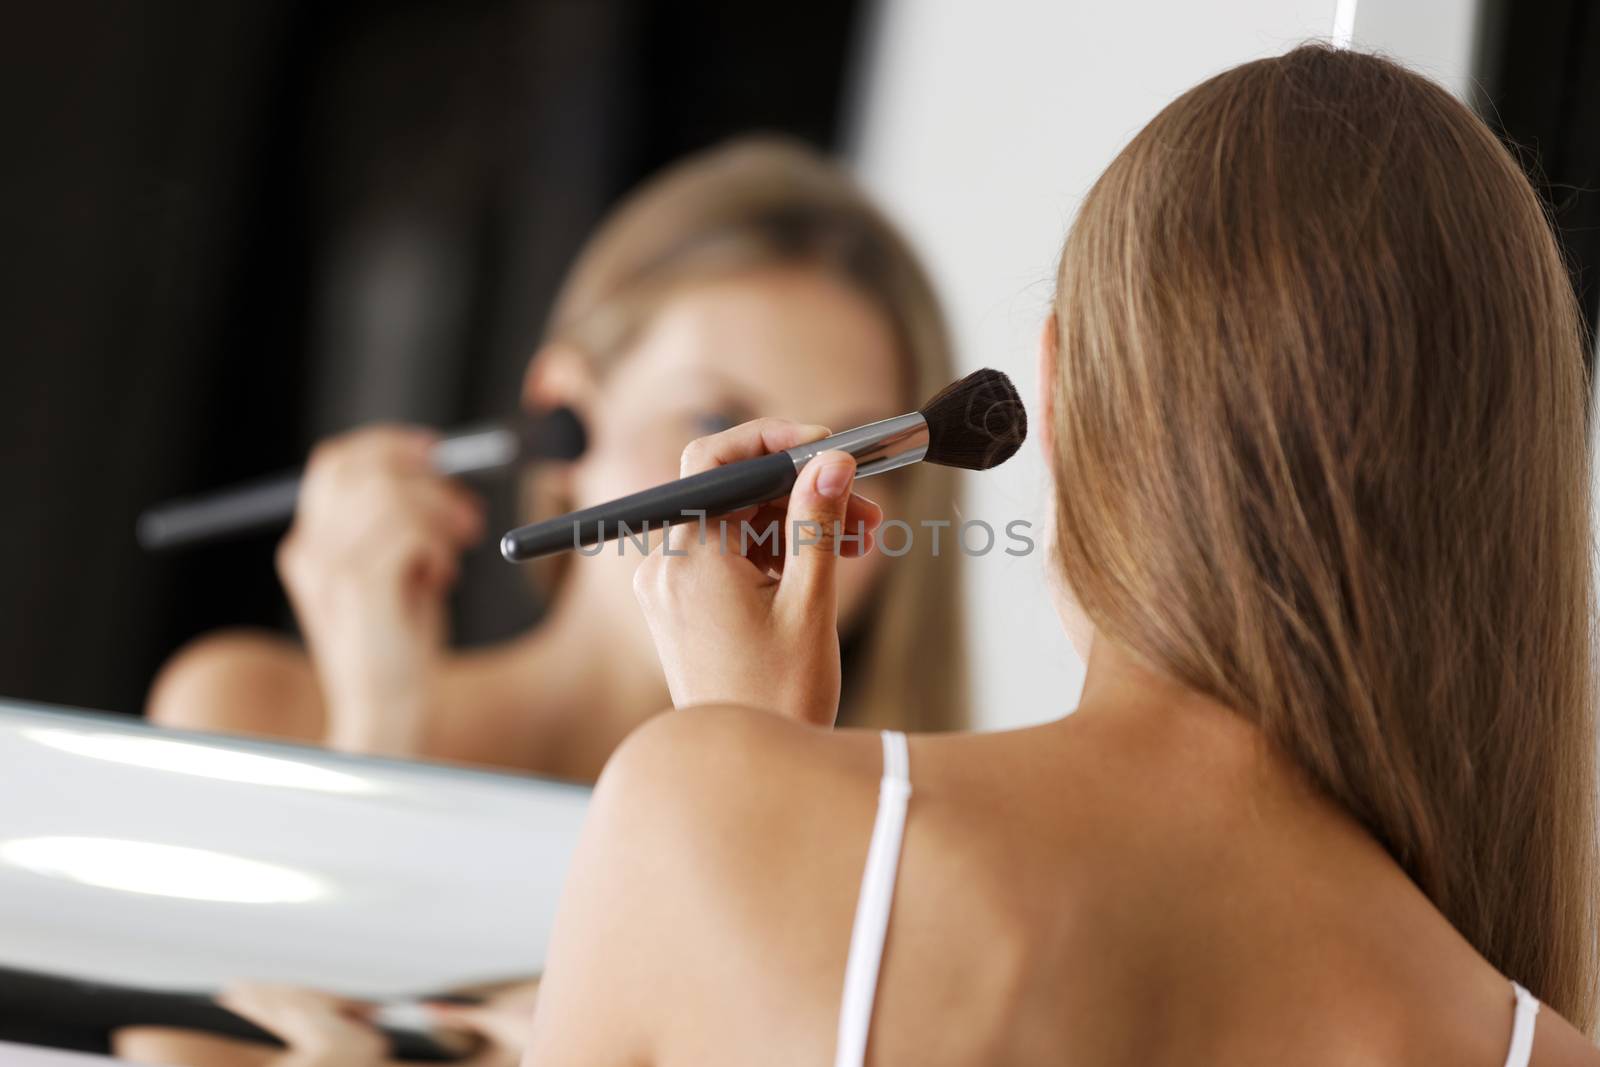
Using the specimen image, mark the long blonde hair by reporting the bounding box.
[534,137,967,732]
[1052,46,1596,1026]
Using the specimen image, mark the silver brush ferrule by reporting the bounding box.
[784,412,929,480]
[430,425,518,476]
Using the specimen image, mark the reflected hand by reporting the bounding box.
[424,980,541,1066]
[217,983,388,1067]
[277,426,485,755]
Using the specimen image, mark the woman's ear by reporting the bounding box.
[1036,312,1058,464]
[522,343,600,417]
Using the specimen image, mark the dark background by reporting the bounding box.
[0,0,866,717]
[0,0,1596,719]
[1475,0,1600,366]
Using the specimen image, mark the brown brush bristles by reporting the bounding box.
[918,368,1027,471]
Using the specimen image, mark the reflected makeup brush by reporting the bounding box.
[500,368,1027,562]
[137,408,587,551]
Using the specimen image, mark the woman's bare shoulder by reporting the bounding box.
[603,704,883,794]
[565,711,1134,1064]
[527,707,894,1060]
[589,705,890,881]
[145,628,323,739]
[592,710,1101,928]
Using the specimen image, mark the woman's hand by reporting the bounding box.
[217,983,389,1067]
[632,419,883,727]
[277,427,484,755]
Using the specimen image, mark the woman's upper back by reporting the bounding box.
[872,714,1594,1066]
[526,697,1599,1067]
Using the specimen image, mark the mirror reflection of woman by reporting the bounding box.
[144,138,968,782]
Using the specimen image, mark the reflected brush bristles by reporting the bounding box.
[918,368,1028,471]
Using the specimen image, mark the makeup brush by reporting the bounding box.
[499,368,1026,562]
[138,407,587,551]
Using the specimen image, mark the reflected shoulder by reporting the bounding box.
[145,628,321,739]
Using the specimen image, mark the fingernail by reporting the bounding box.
[815,458,853,500]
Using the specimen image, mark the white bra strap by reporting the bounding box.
[833,731,912,1067]
[881,729,909,785]
[1503,982,1540,1067]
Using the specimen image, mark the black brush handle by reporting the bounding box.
[501,451,799,561]
[136,474,303,550]
[137,408,586,552]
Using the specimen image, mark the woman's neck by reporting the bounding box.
[1072,637,1232,726]
[1065,635,1385,856]
[497,576,672,781]
[1061,636,1284,780]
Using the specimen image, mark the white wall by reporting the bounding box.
[1351,0,1480,99]
[848,0,1482,729]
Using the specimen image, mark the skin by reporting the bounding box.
[122,270,899,1066]
[514,324,1600,1065]
[121,321,1599,1066]
[144,267,905,782]
[115,983,535,1067]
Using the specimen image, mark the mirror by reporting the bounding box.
[0,700,587,1062]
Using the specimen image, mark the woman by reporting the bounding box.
[145,138,967,782]
[528,47,1599,1064]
